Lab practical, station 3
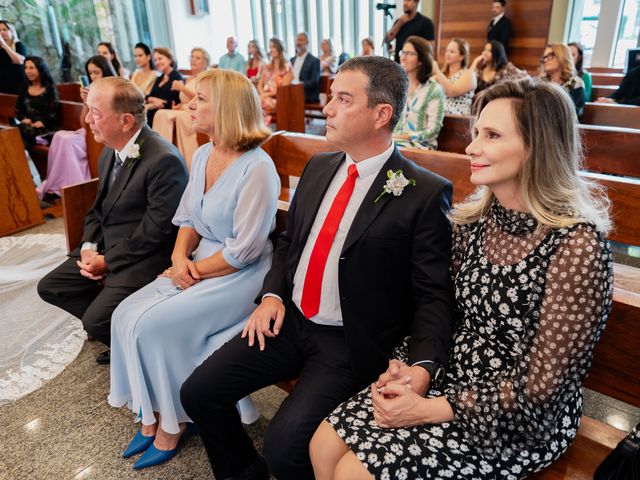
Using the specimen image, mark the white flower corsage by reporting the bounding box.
[126,139,144,168]
[374,169,416,203]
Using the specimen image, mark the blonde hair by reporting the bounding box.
[450,78,611,233]
[443,38,470,77]
[540,43,576,84]
[191,47,211,69]
[196,69,271,151]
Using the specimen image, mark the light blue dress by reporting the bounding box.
[108,143,280,434]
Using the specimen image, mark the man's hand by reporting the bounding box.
[77,254,108,281]
[21,118,32,125]
[375,359,430,397]
[241,296,285,351]
[596,97,616,104]
[371,381,425,428]
[32,120,44,129]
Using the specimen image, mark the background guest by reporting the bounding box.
[0,20,27,94]
[291,32,321,103]
[319,38,337,74]
[385,0,435,63]
[471,40,528,95]
[487,0,513,53]
[98,41,130,78]
[130,42,158,96]
[360,37,375,56]
[153,47,210,168]
[393,36,445,150]
[36,55,116,201]
[539,43,585,117]
[569,42,591,102]
[109,69,277,470]
[146,47,184,125]
[311,77,613,480]
[431,38,477,115]
[16,56,59,151]
[596,65,640,106]
[219,36,246,73]
[258,38,292,126]
[246,39,265,85]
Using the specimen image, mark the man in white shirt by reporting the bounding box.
[290,32,321,103]
[37,77,187,364]
[181,56,455,480]
[487,0,513,53]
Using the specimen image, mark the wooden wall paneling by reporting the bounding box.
[0,128,44,236]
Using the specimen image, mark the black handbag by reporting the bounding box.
[594,423,640,480]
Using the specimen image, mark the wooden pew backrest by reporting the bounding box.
[581,102,640,130]
[61,178,99,252]
[56,83,82,102]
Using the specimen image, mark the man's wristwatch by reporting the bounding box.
[414,361,445,389]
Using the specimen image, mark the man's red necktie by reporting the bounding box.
[300,164,359,319]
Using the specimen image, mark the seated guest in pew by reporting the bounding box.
[431,37,477,115]
[98,41,130,79]
[109,69,278,470]
[37,76,188,365]
[540,43,585,117]
[320,38,338,74]
[291,32,321,104]
[360,37,375,56]
[130,42,158,96]
[180,56,455,480]
[569,42,592,102]
[36,55,116,200]
[145,47,184,126]
[0,20,27,94]
[219,36,246,73]
[310,77,614,480]
[258,37,292,126]
[393,36,445,150]
[596,65,640,106]
[472,40,528,95]
[16,56,59,150]
[246,39,265,85]
[152,47,210,169]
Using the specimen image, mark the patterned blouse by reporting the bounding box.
[445,69,475,116]
[393,78,445,150]
[475,62,529,95]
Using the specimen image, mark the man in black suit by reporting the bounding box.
[291,32,321,103]
[37,76,188,364]
[386,0,435,63]
[488,0,513,53]
[180,56,455,480]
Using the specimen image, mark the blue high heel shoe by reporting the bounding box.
[122,429,155,458]
[132,423,197,469]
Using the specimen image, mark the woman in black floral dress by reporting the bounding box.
[310,78,614,480]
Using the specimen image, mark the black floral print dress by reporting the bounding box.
[327,201,613,479]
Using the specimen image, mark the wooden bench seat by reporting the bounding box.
[591,85,618,101]
[589,73,624,87]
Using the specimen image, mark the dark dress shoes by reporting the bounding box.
[96,349,110,364]
[223,456,269,480]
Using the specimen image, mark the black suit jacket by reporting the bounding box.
[259,148,455,386]
[488,16,513,53]
[291,53,321,103]
[80,125,188,288]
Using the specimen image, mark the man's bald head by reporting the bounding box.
[91,77,146,128]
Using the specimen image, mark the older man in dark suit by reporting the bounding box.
[291,32,321,103]
[181,56,455,480]
[37,76,188,364]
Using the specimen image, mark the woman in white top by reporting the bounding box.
[431,38,476,116]
[130,42,158,96]
[152,47,210,169]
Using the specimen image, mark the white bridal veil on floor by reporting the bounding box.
[0,234,85,406]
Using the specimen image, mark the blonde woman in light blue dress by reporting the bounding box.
[108,69,279,470]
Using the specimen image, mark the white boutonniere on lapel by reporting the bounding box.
[126,139,144,168]
[374,169,416,203]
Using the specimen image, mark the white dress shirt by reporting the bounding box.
[491,12,504,27]
[81,128,144,252]
[290,143,394,326]
[292,51,308,82]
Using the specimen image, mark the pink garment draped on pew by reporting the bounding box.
[35,129,91,200]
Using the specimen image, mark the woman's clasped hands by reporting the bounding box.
[162,256,201,291]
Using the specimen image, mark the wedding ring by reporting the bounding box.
[176,284,183,291]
